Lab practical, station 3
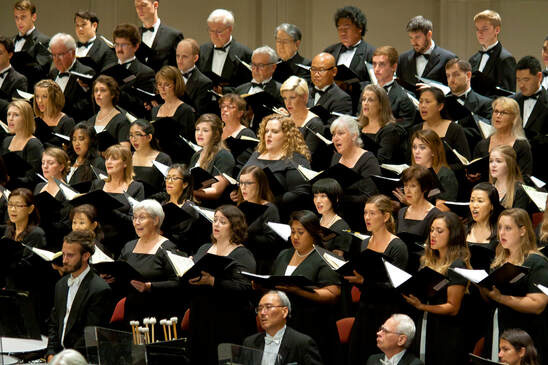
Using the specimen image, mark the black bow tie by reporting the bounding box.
[543,70,548,77]
[182,70,193,79]
[214,42,231,52]
[251,82,266,88]
[0,70,9,79]
[315,87,327,96]
[58,72,70,78]
[479,48,495,56]
[383,82,394,92]
[415,52,430,60]
[77,40,93,48]
[525,91,541,101]
[15,33,29,42]
[141,26,154,33]
[341,43,359,53]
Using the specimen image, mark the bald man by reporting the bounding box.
[308,52,352,124]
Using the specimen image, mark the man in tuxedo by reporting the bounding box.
[242,291,322,365]
[514,56,548,181]
[134,0,184,72]
[48,33,96,121]
[111,23,156,119]
[469,10,516,96]
[542,35,548,90]
[372,46,416,129]
[366,314,423,365]
[397,16,456,89]
[197,9,252,89]
[308,52,352,125]
[12,0,51,88]
[46,230,113,362]
[273,23,311,84]
[0,36,28,123]
[73,10,116,73]
[176,38,213,116]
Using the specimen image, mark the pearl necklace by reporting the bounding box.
[295,245,315,258]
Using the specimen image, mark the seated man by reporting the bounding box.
[243,291,323,365]
[73,10,116,73]
[307,52,352,125]
[366,314,423,365]
[46,230,113,362]
[48,33,96,121]
[273,23,311,83]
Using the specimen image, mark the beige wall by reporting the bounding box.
[1,0,546,63]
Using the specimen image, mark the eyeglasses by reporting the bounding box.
[8,203,28,209]
[378,326,403,335]
[310,67,334,74]
[165,176,184,182]
[113,42,132,49]
[493,109,513,116]
[251,63,274,70]
[129,133,147,139]
[255,305,285,314]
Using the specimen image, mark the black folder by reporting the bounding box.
[469,353,504,365]
[237,201,269,225]
[224,136,259,158]
[334,65,361,84]
[397,266,449,299]
[308,163,364,189]
[180,253,234,282]
[2,152,33,178]
[100,63,137,85]
[241,271,318,291]
[68,189,124,213]
[474,262,529,288]
[468,243,496,271]
[308,105,331,124]
[161,202,191,232]
[190,166,218,189]
[93,260,145,283]
[96,131,119,152]
[371,175,403,197]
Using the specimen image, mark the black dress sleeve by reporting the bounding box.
[445,122,471,160]
[23,137,45,174]
[514,139,533,177]
[156,152,172,166]
[472,138,490,159]
[173,103,196,141]
[106,113,130,143]
[446,258,468,287]
[375,123,404,164]
[437,166,459,201]
[55,115,76,136]
[209,149,235,176]
[127,180,145,201]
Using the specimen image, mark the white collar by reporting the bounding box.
[454,87,472,98]
[482,41,499,52]
[19,26,35,37]
[252,77,272,85]
[0,65,12,75]
[423,40,435,55]
[68,265,90,286]
[265,325,286,341]
[143,18,161,31]
[384,349,407,364]
[119,56,136,65]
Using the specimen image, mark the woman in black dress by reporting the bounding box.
[403,211,471,365]
[472,97,533,177]
[271,210,340,365]
[279,76,328,170]
[2,100,44,190]
[151,66,196,143]
[358,84,408,164]
[90,144,144,257]
[219,94,257,173]
[489,145,529,211]
[66,123,105,189]
[117,199,181,322]
[243,114,311,220]
[187,205,256,365]
[130,119,172,197]
[330,115,380,232]
[87,75,130,150]
[311,178,353,258]
[346,194,409,364]
[482,209,548,364]
[33,79,75,139]
[234,164,282,274]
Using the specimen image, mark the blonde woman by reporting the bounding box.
[33,79,75,136]
[489,145,528,210]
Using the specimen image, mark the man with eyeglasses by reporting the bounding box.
[308,52,352,125]
[366,314,423,365]
[273,23,311,84]
[197,9,252,89]
[242,291,323,365]
[48,33,96,121]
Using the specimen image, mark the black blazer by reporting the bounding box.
[46,270,113,356]
[307,83,352,124]
[138,22,184,71]
[324,40,376,82]
[12,28,52,87]
[273,52,312,83]
[183,67,213,116]
[1,67,28,98]
[235,78,283,104]
[197,39,252,87]
[469,42,516,94]
[118,59,156,119]
[397,44,457,86]
[388,81,417,129]
[514,88,548,180]
[366,351,424,365]
[84,36,117,73]
[49,60,96,122]
[242,326,323,365]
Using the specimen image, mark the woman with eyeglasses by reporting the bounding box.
[472,97,533,179]
[151,66,196,144]
[66,123,105,188]
[270,210,341,365]
[86,75,130,151]
[130,119,172,198]
[187,205,256,365]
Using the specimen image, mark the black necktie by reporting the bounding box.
[141,26,154,33]
[15,33,29,42]
[341,43,359,53]
[214,42,231,52]
[525,91,541,101]
[77,41,93,48]
[415,52,430,60]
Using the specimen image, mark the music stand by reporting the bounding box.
[84,326,147,365]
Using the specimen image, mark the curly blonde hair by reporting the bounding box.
[256,114,310,160]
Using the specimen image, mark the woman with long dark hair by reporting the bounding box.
[67,123,105,188]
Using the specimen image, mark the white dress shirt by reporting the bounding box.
[479,41,499,72]
[261,325,286,365]
[0,65,12,89]
[14,27,35,52]
[381,349,407,365]
[523,87,542,127]
[61,265,91,347]
[416,41,435,78]
[55,59,77,92]
[542,68,548,90]
[337,40,361,68]
[249,77,272,95]
[313,84,330,105]
[212,36,232,76]
[142,19,161,48]
[75,36,96,58]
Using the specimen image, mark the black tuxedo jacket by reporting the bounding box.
[138,22,184,72]
[117,59,156,119]
[235,78,283,104]
[273,52,311,83]
[366,351,424,365]
[197,40,252,87]
[12,28,52,88]
[397,45,456,86]
[463,89,493,119]
[183,67,213,115]
[46,270,113,356]
[307,83,352,124]
[469,42,516,93]
[514,88,548,180]
[1,67,28,99]
[49,60,96,122]
[242,326,323,365]
[324,40,376,82]
[388,81,417,129]
[84,36,117,73]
